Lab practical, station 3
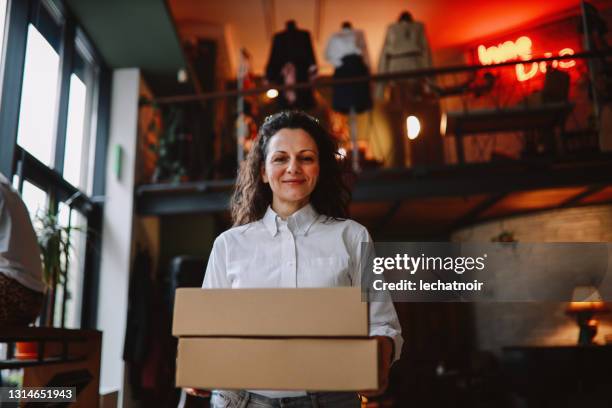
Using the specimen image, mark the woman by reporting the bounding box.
[190,111,402,407]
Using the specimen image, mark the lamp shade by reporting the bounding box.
[566,286,609,314]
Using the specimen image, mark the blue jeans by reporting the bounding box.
[210,390,361,408]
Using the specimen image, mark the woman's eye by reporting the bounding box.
[273,157,286,163]
[301,157,314,162]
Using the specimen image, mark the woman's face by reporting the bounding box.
[261,128,320,209]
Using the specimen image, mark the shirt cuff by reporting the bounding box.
[369,326,403,363]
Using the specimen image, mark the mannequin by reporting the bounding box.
[399,11,413,23]
[265,20,317,110]
[377,12,443,168]
[324,21,372,114]
[286,20,296,30]
[376,10,432,103]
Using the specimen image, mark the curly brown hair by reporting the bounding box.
[231,111,351,226]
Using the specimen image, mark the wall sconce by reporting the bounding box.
[406,115,421,140]
[566,286,609,345]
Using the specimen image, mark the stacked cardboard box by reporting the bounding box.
[172,287,378,391]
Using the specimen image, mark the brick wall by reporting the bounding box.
[451,204,612,352]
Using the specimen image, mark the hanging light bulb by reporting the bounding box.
[177,68,188,83]
[266,89,279,99]
[406,115,421,140]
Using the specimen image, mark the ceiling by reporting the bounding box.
[66,0,186,74]
[64,0,612,92]
[167,0,588,76]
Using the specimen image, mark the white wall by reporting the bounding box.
[97,68,140,402]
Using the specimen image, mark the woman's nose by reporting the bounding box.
[286,157,301,174]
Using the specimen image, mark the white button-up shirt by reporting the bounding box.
[202,204,403,397]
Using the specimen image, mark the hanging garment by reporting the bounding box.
[325,28,372,114]
[376,20,432,101]
[325,27,370,68]
[265,25,317,110]
[332,55,372,114]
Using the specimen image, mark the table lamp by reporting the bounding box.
[566,286,609,345]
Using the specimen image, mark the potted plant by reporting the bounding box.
[15,207,79,359]
[139,97,189,183]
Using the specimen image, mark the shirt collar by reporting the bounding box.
[262,203,319,237]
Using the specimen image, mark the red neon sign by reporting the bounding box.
[477,36,576,82]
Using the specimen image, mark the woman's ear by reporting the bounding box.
[261,164,268,183]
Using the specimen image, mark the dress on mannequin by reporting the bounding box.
[325,23,373,114]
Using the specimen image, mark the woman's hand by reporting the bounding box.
[359,336,394,398]
[184,388,211,398]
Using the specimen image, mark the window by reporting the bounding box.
[15,23,60,166]
[63,49,95,189]
[21,180,48,222]
[56,202,86,328]
[63,73,86,186]
[0,0,107,329]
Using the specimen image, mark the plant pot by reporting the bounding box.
[15,341,38,360]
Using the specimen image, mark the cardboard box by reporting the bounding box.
[172,287,368,337]
[176,337,378,391]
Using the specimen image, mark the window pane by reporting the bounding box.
[56,203,86,328]
[21,180,47,223]
[16,24,60,166]
[63,73,87,187]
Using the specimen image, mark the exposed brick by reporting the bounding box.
[452,204,612,353]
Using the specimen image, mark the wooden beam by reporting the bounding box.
[449,193,506,232]
[559,184,607,208]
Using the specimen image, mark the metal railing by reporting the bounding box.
[136,49,611,185]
